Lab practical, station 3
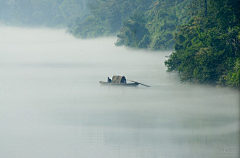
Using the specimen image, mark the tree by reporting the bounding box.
[165,0,240,88]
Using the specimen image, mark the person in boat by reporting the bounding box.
[121,76,126,83]
[108,77,112,83]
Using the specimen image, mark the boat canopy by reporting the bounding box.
[111,75,126,84]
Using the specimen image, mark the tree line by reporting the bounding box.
[164,0,240,88]
[69,0,190,50]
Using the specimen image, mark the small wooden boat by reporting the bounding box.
[99,75,139,86]
[99,81,139,86]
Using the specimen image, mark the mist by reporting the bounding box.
[0,27,239,158]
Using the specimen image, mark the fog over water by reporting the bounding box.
[0,27,239,158]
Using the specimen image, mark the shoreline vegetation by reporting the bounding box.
[0,0,239,89]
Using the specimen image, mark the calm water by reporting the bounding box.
[0,27,239,158]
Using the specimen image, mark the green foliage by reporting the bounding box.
[115,12,150,48]
[225,58,240,87]
[68,0,154,38]
[115,0,190,50]
[165,0,240,88]
[147,0,190,50]
[69,15,106,38]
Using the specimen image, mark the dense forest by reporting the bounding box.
[1,0,239,88]
[68,0,191,50]
[164,0,240,88]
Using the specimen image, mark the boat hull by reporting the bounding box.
[99,81,139,86]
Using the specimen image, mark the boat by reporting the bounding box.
[99,81,139,86]
[99,75,139,86]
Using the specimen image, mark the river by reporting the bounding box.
[0,27,239,158]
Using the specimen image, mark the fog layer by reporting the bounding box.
[0,27,239,158]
